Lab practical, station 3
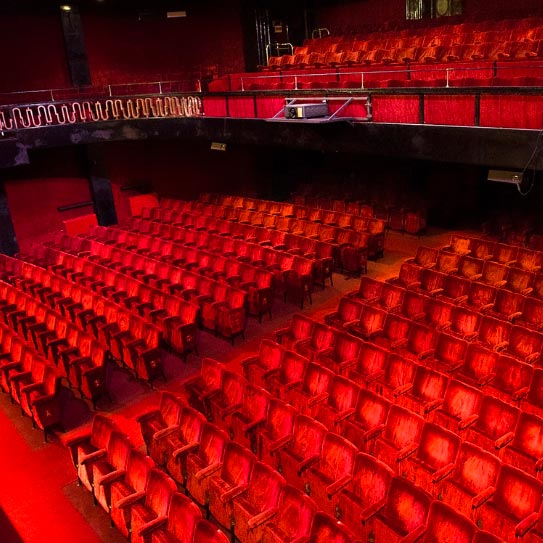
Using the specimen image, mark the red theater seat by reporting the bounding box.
[414,501,476,543]
[265,349,308,402]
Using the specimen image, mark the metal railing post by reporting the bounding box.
[446,68,450,88]
[158,82,163,94]
[108,85,112,97]
[361,72,364,89]
[241,78,245,91]
[294,76,298,90]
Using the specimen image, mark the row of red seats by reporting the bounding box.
[200,192,376,218]
[0,318,61,440]
[482,213,541,248]
[144,202,378,269]
[290,193,428,235]
[0,278,108,408]
[344,276,543,365]
[179,352,519,542]
[40,235,247,344]
[444,235,543,269]
[190,194,385,241]
[137,390,363,543]
[64,414,230,543]
[20,243,198,360]
[126,213,337,288]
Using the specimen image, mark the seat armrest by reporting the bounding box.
[400,524,427,543]
[152,424,180,441]
[137,516,168,537]
[80,448,107,465]
[115,491,146,509]
[360,498,386,523]
[327,475,352,498]
[220,483,248,503]
[334,408,356,424]
[472,486,495,509]
[95,469,126,487]
[297,454,320,475]
[516,512,540,538]
[495,431,515,449]
[135,409,161,424]
[195,462,223,481]
[247,507,278,529]
[172,441,200,460]
[424,399,443,414]
[458,414,478,431]
[268,434,293,454]
[393,383,413,397]
[432,463,455,483]
[397,442,418,461]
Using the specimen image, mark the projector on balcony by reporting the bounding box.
[487,170,523,185]
[284,101,329,120]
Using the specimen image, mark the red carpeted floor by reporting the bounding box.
[0,229,456,542]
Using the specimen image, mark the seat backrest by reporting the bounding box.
[475,395,519,440]
[220,442,255,487]
[125,448,155,493]
[423,501,476,543]
[416,423,460,470]
[382,477,431,535]
[265,398,296,439]
[309,512,356,543]
[350,452,393,506]
[159,391,185,427]
[271,485,317,541]
[90,414,117,450]
[383,354,416,391]
[511,411,543,460]
[318,433,357,481]
[441,379,482,422]
[195,423,229,468]
[493,464,543,521]
[244,461,285,512]
[289,415,327,460]
[144,468,177,516]
[279,350,308,384]
[193,519,230,543]
[452,441,500,495]
[302,363,334,396]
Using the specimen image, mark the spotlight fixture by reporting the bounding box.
[210,142,227,151]
[60,5,72,11]
[487,170,523,185]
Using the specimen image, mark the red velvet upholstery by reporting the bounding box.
[265,349,308,402]
[242,340,284,387]
[275,314,315,350]
[316,332,362,374]
[207,442,256,530]
[314,375,360,432]
[208,370,245,428]
[416,501,476,543]
[232,461,286,543]
[287,363,334,418]
[184,358,223,419]
[262,485,317,543]
[347,277,383,304]
[349,304,387,340]
[372,477,431,543]
[324,297,364,330]
[276,415,327,492]
[397,366,448,416]
[185,423,229,507]
[347,342,389,388]
[295,323,337,361]
[377,353,417,401]
[149,492,202,543]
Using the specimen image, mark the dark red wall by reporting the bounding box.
[82,2,246,86]
[0,10,69,94]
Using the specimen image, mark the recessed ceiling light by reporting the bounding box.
[60,5,72,11]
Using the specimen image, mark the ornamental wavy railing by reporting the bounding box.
[0,94,203,131]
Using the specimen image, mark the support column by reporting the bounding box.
[85,145,118,226]
[60,5,92,87]
[0,181,19,256]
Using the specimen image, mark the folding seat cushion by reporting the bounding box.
[462,282,497,313]
[208,370,245,428]
[493,243,519,266]
[91,431,133,513]
[375,314,411,351]
[229,385,271,451]
[207,442,256,530]
[376,353,417,401]
[324,297,363,330]
[136,392,185,456]
[375,404,425,469]
[262,485,317,543]
[129,469,177,543]
[147,492,202,543]
[314,375,360,432]
[458,255,484,281]
[378,283,405,313]
[287,363,334,417]
[516,248,543,273]
[275,314,315,349]
[347,342,389,388]
[405,246,438,269]
[457,343,499,388]
[185,423,229,507]
[403,323,437,361]
[487,290,525,322]
[265,350,308,402]
[465,395,519,453]
[506,268,535,295]
[440,274,470,302]
[241,340,284,387]
[400,291,428,322]
[183,358,223,418]
[444,235,472,256]
[415,501,476,543]
[481,261,510,288]
[256,398,296,468]
[162,406,207,484]
[471,238,496,261]
[346,276,382,303]
[391,263,423,289]
[295,323,336,361]
[436,252,462,274]
[276,415,327,492]
[446,306,480,342]
[316,333,362,374]
[474,465,543,542]
[397,366,448,417]
[349,305,387,341]
[334,452,393,539]
[232,462,286,543]
[439,441,500,518]
[192,519,230,543]
[407,423,460,493]
[302,433,358,516]
[110,449,155,537]
[417,269,446,297]
[505,326,543,364]
[490,355,533,403]
[373,477,431,543]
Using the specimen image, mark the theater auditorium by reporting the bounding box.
[1,0,543,542]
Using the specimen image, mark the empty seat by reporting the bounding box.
[414,500,476,543]
[241,340,284,388]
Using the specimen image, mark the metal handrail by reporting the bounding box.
[265,42,294,63]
